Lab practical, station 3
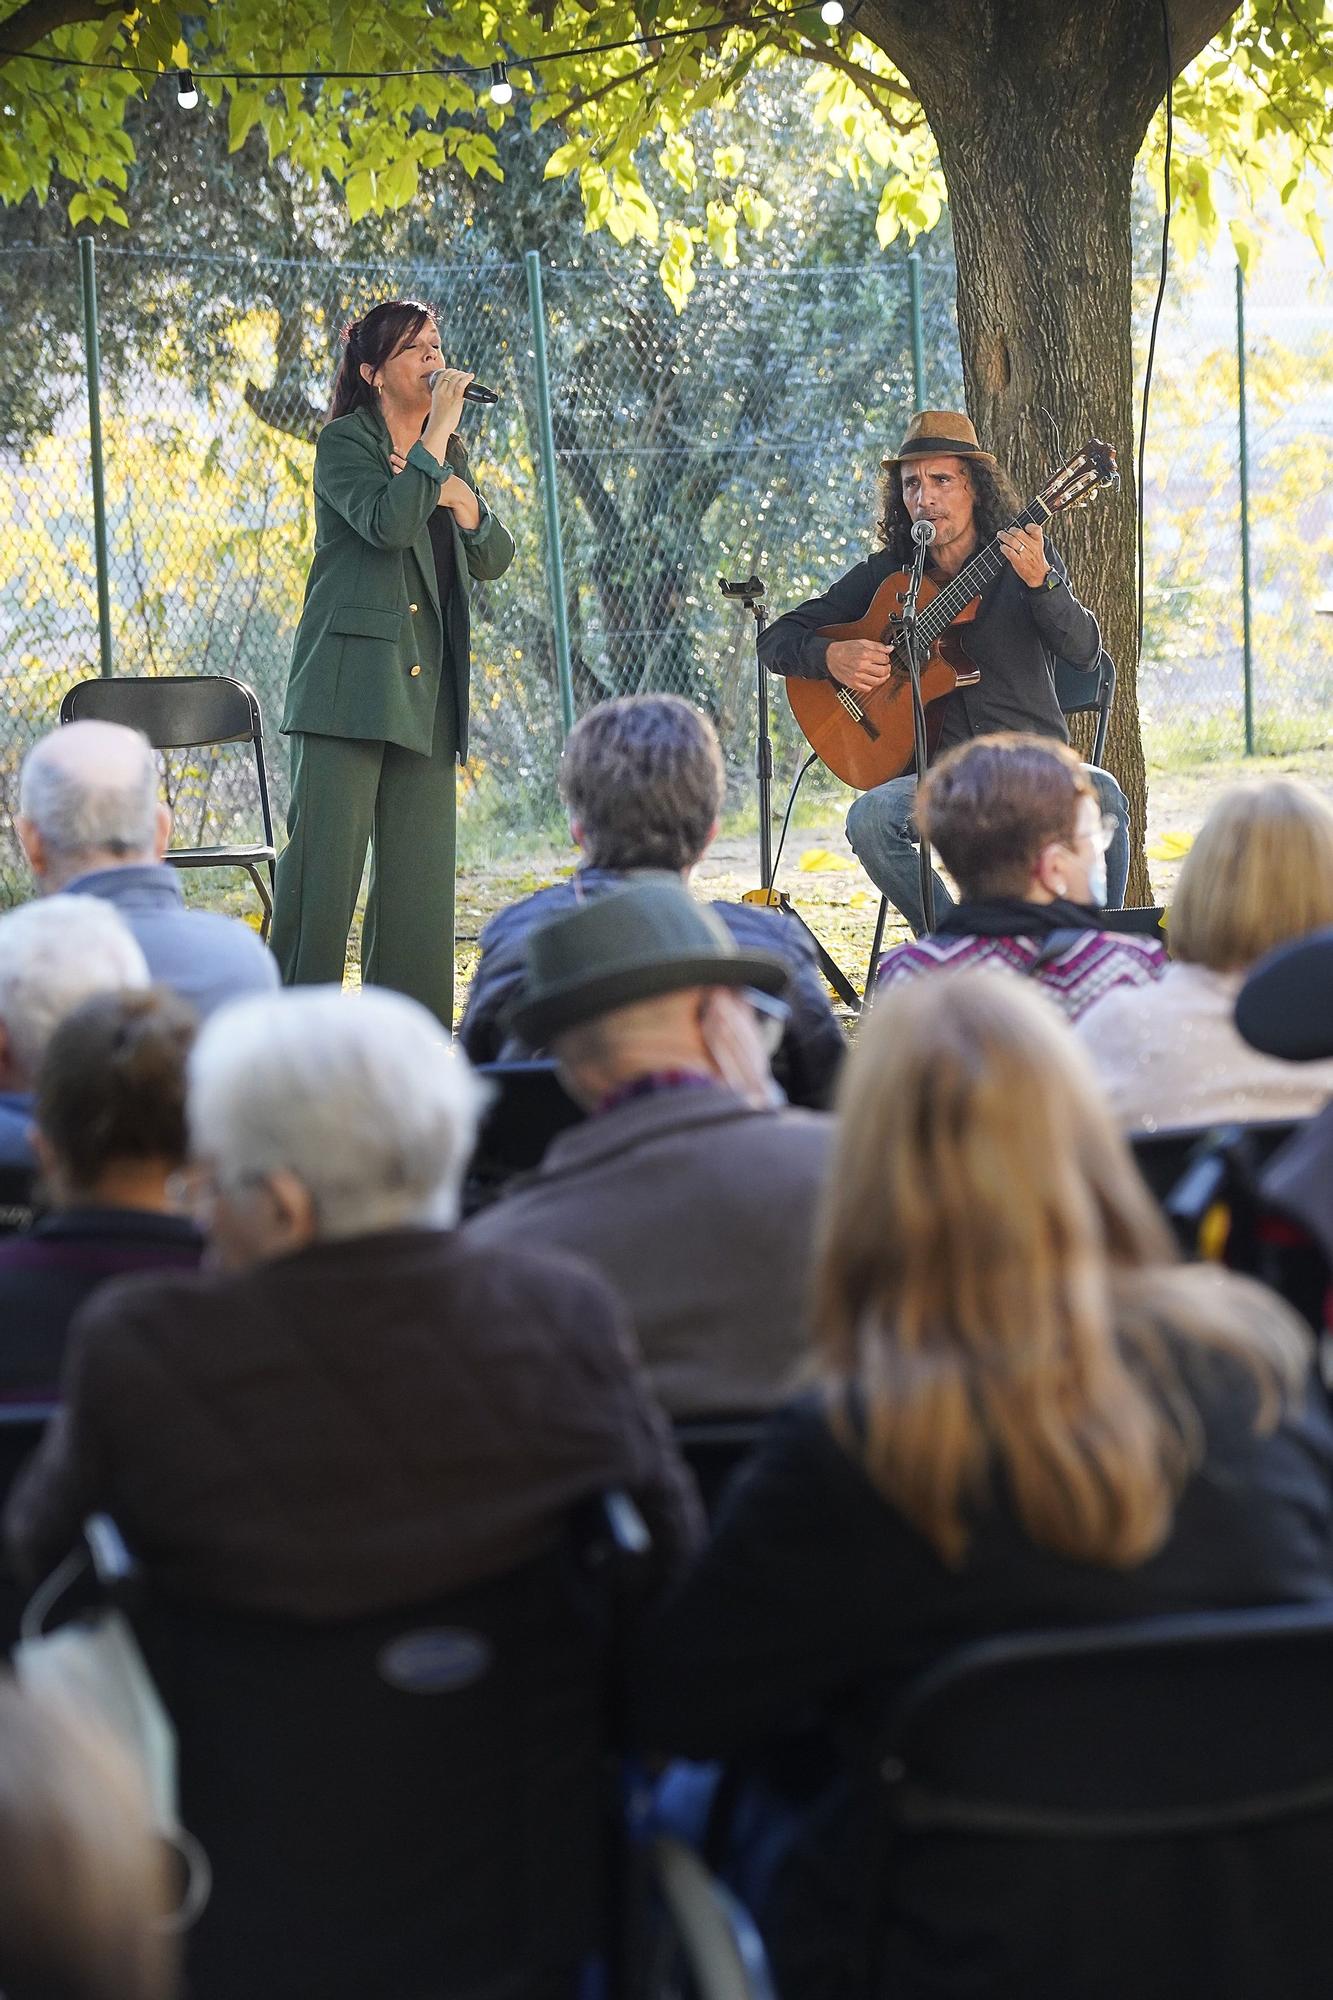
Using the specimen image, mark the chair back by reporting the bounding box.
[873,1604,1333,1998]
[135,1535,620,2000]
[673,1417,767,1518]
[463,1059,586,1214]
[0,1404,57,1653]
[60,674,263,752]
[0,1161,36,1238]
[1053,650,1115,768]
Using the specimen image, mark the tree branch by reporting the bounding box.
[772,31,924,131]
[0,0,129,63]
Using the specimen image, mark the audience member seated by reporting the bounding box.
[6,985,699,1611]
[466,881,833,1420]
[0,1679,176,2000]
[1235,927,1333,1297]
[458,694,846,1107]
[1078,780,1333,1131]
[0,990,203,1401]
[874,734,1163,1021]
[630,973,1333,1996]
[0,899,149,1174]
[17,721,278,1019]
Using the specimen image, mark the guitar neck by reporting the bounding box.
[915,495,1054,647]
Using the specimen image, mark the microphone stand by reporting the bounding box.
[719,572,859,1008]
[899,524,938,935]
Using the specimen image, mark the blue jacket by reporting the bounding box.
[63,865,279,1020]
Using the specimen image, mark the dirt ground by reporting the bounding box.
[445,746,1333,1022]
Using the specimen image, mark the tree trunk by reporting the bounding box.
[859,0,1240,905]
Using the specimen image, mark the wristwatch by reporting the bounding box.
[1029,571,1060,592]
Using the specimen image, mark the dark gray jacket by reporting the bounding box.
[466,1084,834,1420]
[758,545,1100,753]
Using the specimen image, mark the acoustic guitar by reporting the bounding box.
[785,440,1119,791]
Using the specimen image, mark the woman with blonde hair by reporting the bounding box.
[630,974,1333,1995]
[1077,777,1333,1129]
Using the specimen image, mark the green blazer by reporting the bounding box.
[282,402,515,761]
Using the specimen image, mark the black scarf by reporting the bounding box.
[934,896,1105,939]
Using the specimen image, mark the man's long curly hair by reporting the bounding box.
[875,456,1024,568]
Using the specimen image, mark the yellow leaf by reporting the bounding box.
[1147,830,1194,861]
[798,847,850,873]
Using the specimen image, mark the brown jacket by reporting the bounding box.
[466,1085,834,1419]
[6,1228,701,1619]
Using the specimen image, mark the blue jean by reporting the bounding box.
[846,764,1130,937]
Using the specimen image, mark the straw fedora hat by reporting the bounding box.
[507,878,789,1047]
[881,408,997,469]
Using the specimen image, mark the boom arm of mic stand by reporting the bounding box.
[899,540,936,935]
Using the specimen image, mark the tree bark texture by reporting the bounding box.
[858,0,1240,904]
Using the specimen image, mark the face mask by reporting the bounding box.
[1085,849,1108,909]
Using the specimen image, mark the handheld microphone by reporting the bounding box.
[911,518,937,546]
[427,371,500,405]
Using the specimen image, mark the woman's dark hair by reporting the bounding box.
[36,987,197,1192]
[875,455,1024,566]
[328,299,437,421]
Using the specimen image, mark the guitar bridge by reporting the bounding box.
[834,685,880,741]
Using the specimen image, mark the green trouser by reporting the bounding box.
[270,705,459,1029]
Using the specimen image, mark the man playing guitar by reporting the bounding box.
[758,409,1128,935]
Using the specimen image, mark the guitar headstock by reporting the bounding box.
[1040,441,1119,515]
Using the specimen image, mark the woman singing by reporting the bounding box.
[271,299,514,1026]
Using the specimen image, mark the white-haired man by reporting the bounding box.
[0,897,150,1170]
[7,985,699,1614]
[16,720,278,1019]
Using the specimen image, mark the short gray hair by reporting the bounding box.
[0,897,151,1085]
[188,986,489,1239]
[19,722,159,860]
[559,695,725,872]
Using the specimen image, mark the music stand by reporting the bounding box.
[720,572,859,1008]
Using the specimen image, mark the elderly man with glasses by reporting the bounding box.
[466,879,834,1423]
[870,733,1164,1022]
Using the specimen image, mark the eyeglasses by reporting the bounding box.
[165,1163,266,1215]
[1054,812,1118,859]
[744,988,791,1059]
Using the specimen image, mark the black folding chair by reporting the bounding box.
[462,1058,586,1215]
[864,652,1118,996]
[0,1402,56,1653]
[672,1417,768,1519]
[872,1602,1333,1999]
[59,675,277,939]
[1052,648,1116,768]
[0,1160,36,1239]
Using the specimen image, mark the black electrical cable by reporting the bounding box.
[1136,0,1174,659]
[768,751,819,894]
[0,0,847,86]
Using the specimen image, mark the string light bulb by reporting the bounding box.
[175,67,199,108]
[488,60,513,105]
[820,1,845,20]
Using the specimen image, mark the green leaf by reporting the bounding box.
[344,168,376,222]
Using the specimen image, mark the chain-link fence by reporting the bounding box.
[1138,246,1333,762]
[0,239,1328,907]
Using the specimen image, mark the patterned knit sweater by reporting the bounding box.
[875,922,1166,1024]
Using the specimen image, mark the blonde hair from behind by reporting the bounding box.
[814,972,1306,1568]
[1168,778,1333,973]
[0,1677,177,2000]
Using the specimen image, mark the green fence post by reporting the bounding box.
[907,251,926,410]
[78,236,114,677]
[524,251,575,736]
[1235,260,1255,757]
